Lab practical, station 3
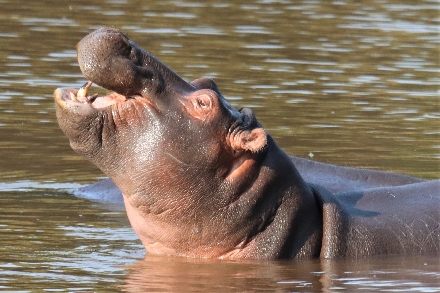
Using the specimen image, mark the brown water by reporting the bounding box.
[0,0,438,291]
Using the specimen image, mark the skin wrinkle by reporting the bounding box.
[163,152,196,168]
[393,215,438,251]
[55,28,439,260]
[217,153,293,258]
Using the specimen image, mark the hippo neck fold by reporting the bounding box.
[122,136,323,259]
[220,137,323,259]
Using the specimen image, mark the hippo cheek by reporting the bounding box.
[54,87,161,177]
[54,88,106,152]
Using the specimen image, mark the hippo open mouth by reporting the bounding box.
[54,80,149,112]
[55,27,198,117]
[55,78,149,119]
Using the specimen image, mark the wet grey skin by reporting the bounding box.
[55,28,439,260]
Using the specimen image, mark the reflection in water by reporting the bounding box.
[120,255,440,292]
[319,257,440,293]
[0,0,438,291]
[122,256,322,292]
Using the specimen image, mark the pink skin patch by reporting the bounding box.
[70,81,128,109]
[90,92,127,108]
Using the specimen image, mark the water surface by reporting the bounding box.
[0,0,438,291]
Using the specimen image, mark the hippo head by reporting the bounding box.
[55,28,278,257]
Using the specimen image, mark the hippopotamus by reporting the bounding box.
[54,28,439,259]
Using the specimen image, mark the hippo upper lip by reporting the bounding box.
[56,27,195,113]
[76,27,196,101]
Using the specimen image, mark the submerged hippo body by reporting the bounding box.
[55,28,439,259]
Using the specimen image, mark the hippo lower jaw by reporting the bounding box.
[54,78,162,180]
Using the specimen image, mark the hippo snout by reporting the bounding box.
[76,28,147,96]
[76,27,195,98]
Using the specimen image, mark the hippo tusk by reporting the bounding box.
[77,81,93,99]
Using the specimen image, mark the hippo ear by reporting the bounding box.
[185,90,218,121]
[230,127,267,153]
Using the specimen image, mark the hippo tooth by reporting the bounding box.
[69,92,78,102]
[87,93,99,104]
[77,81,92,99]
